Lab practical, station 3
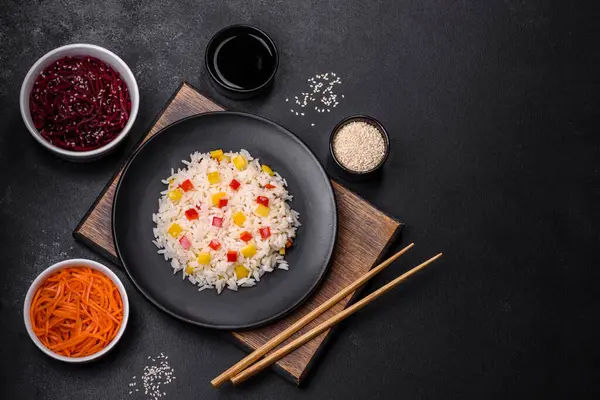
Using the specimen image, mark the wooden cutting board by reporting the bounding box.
[74,82,403,385]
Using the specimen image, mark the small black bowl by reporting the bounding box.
[329,115,390,180]
[205,25,279,100]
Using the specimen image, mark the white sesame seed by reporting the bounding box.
[129,353,175,399]
[332,121,386,172]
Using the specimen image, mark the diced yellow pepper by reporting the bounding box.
[210,149,224,159]
[279,248,286,255]
[232,211,246,227]
[197,252,211,265]
[167,189,183,202]
[168,223,183,238]
[185,265,194,274]
[233,155,248,171]
[255,204,270,217]
[240,243,256,258]
[261,164,274,176]
[234,265,249,279]
[207,171,221,185]
[211,192,226,206]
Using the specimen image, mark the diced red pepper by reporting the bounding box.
[264,184,276,189]
[179,235,191,250]
[240,231,253,242]
[227,250,238,262]
[229,179,241,191]
[286,239,293,248]
[259,227,271,239]
[185,208,199,220]
[256,196,269,207]
[208,239,221,250]
[179,179,194,192]
[218,198,228,208]
[212,216,223,228]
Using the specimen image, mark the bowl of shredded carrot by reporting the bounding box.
[23,259,129,362]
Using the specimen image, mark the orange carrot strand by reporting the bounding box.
[30,267,123,358]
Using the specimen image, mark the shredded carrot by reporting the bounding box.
[30,267,123,358]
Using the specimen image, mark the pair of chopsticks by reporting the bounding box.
[211,243,442,387]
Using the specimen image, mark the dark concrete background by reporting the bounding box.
[1,0,599,398]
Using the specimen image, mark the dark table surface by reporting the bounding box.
[1,1,599,398]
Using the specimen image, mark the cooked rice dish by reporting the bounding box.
[152,149,300,294]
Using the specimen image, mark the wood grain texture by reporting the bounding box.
[73,82,402,384]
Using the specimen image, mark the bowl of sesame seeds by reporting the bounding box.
[329,115,390,178]
[20,43,139,161]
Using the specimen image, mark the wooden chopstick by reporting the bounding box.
[210,243,415,387]
[230,252,442,385]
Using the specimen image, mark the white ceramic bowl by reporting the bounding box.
[23,259,130,363]
[19,44,139,161]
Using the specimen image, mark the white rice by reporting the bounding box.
[152,149,300,294]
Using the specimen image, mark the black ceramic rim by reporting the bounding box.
[112,111,337,329]
[329,115,391,175]
[204,25,279,94]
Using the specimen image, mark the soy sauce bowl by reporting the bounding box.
[205,25,279,100]
[329,115,390,180]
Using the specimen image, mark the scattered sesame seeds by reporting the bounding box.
[128,353,175,399]
[332,121,386,172]
[284,72,345,127]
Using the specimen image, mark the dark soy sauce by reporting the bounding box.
[212,33,276,90]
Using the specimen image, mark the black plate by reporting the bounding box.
[113,112,337,329]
